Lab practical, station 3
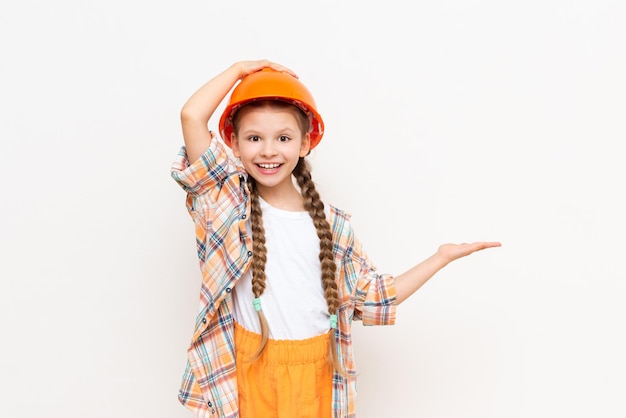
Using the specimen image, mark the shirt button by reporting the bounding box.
[225,288,231,293]
[241,214,247,219]
[247,251,252,257]
[208,401,212,407]
[202,318,207,324]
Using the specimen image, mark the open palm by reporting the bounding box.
[438,241,501,264]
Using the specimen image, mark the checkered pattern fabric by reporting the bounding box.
[171,139,397,417]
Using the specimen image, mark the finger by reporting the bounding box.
[473,242,502,251]
[268,62,298,78]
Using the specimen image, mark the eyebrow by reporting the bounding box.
[239,127,299,137]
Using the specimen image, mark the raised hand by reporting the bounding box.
[235,59,298,80]
[437,241,502,265]
[394,241,501,304]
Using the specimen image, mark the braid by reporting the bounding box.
[293,158,348,377]
[248,178,270,360]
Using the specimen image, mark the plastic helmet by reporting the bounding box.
[219,68,325,149]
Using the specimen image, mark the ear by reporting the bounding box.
[299,133,311,157]
[230,133,240,158]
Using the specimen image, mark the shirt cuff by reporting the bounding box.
[170,142,230,196]
[360,273,397,326]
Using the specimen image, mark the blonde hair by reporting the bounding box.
[234,101,348,376]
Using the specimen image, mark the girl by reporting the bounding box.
[171,59,500,418]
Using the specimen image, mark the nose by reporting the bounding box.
[260,139,278,157]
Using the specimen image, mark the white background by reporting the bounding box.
[1,1,625,417]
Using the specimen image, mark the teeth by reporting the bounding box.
[258,163,280,169]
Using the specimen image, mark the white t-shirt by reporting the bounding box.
[232,197,330,340]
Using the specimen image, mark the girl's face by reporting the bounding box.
[231,106,310,196]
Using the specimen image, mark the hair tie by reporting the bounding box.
[253,298,262,312]
[329,314,337,329]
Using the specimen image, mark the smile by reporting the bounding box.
[257,163,281,169]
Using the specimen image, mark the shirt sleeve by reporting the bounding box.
[332,206,397,326]
[170,140,234,197]
[351,233,397,326]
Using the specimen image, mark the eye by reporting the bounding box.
[278,135,290,142]
[247,135,261,142]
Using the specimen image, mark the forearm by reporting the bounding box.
[393,241,501,304]
[181,63,244,163]
[394,252,449,305]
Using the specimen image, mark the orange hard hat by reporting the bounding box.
[218,68,325,149]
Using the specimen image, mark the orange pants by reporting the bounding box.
[234,322,333,418]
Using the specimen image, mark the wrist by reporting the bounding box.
[430,251,450,270]
[230,62,247,80]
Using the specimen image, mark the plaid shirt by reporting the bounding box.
[171,139,397,418]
